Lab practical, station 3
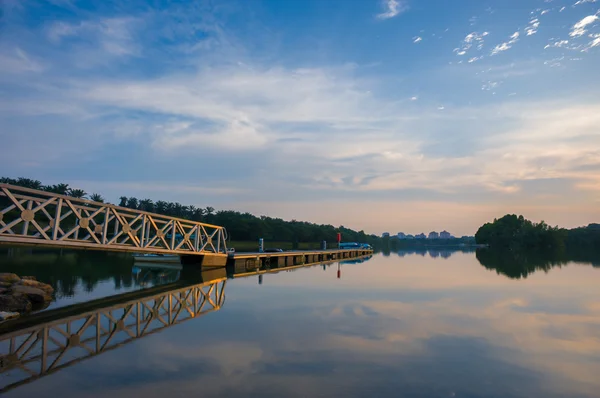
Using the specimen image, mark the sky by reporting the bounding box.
[0,0,599,236]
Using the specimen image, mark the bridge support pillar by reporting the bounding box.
[180,254,227,268]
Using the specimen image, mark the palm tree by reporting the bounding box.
[173,203,184,218]
[89,193,105,203]
[139,199,154,212]
[155,200,168,214]
[68,188,87,199]
[126,197,139,210]
[192,207,205,221]
[16,178,43,190]
[44,183,70,195]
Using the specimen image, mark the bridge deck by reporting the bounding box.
[228,248,372,271]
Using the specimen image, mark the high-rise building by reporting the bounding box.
[440,230,452,239]
[428,231,439,239]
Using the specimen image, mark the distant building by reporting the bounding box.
[428,231,439,239]
[439,230,452,239]
[415,233,426,239]
[397,232,406,239]
[382,232,390,238]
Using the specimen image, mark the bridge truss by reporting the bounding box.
[0,278,226,393]
[0,184,227,255]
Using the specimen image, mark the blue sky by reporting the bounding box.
[1,0,599,235]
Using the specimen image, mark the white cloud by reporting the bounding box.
[454,31,488,56]
[526,18,540,36]
[413,36,422,43]
[544,39,573,50]
[573,0,598,6]
[410,96,418,101]
[377,0,408,20]
[570,15,599,37]
[490,31,520,56]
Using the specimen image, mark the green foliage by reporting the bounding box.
[475,214,599,250]
[2,176,381,247]
[475,214,567,249]
[476,246,600,279]
[566,224,600,249]
[89,193,105,203]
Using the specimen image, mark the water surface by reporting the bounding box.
[1,247,600,398]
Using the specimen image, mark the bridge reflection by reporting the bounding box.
[0,268,226,393]
[0,254,375,393]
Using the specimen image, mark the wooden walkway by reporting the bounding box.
[228,248,372,271]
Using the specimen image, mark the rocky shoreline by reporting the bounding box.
[0,273,54,322]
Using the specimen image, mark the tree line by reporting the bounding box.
[1,177,381,246]
[475,214,600,250]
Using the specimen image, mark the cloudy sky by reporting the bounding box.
[1,0,599,236]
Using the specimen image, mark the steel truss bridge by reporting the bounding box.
[0,275,226,393]
[0,183,227,257]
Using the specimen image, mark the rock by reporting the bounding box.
[0,273,20,284]
[0,282,11,288]
[0,311,20,321]
[0,294,32,313]
[0,288,8,295]
[31,298,52,312]
[16,279,54,294]
[21,276,37,281]
[11,285,51,304]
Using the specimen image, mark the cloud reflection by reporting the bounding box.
[4,254,600,398]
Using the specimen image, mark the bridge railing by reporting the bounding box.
[0,184,227,255]
[0,278,226,393]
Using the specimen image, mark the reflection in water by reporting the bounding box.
[0,249,182,309]
[1,250,139,297]
[383,246,477,259]
[1,249,600,397]
[0,269,226,393]
[476,248,600,279]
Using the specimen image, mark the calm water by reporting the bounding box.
[1,247,600,398]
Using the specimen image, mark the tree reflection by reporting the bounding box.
[396,247,476,259]
[0,248,173,298]
[476,248,600,279]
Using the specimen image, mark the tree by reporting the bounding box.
[68,188,87,199]
[475,214,566,250]
[155,200,168,214]
[89,193,105,203]
[119,196,128,207]
[126,197,139,210]
[139,199,154,212]
[44,183,70,195]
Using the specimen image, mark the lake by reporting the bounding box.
[1,247,600,398]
